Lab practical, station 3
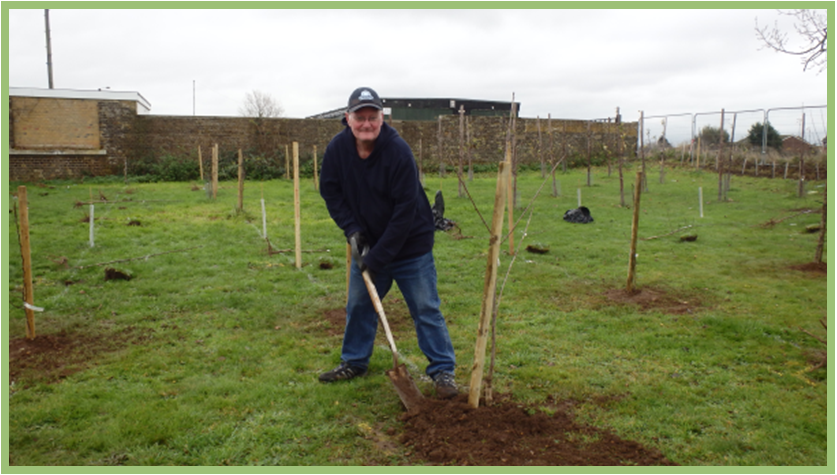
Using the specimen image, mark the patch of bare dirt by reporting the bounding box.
[400,394,677,466]
[604,287,700,315]
[789,261,827,275]
[9,328,150,387]
[319,303,413,338]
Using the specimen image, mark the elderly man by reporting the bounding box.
[318,87,457,399]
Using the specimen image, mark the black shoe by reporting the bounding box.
[433,372,458,399]
[319,362,367,383]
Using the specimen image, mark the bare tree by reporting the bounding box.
[756,9,827,73]
[239,90,284,118]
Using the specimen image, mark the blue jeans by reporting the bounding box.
[342,251,456,378]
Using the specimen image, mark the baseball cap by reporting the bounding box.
[347,87,383,113]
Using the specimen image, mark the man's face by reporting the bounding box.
[346,107,383,143]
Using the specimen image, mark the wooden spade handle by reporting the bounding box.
[361,270,399,369]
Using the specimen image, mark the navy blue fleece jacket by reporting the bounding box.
[320,120,435,273]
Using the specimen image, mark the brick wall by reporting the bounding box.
[135,114,637,168]
[8,95,638,182]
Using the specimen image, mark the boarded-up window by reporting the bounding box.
[12,97,100,150]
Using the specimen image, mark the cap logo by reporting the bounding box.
[358,90,374,101]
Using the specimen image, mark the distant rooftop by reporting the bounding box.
[9,87,152,114]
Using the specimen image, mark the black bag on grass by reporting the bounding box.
[563,206,594,224]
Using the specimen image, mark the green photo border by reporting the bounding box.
[2,1,833,474]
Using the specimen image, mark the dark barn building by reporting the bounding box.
[307,97,520,121]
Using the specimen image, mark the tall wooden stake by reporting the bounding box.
[198,145,204,182]
[438,116,444,178]
[285,144,290,180]
[586,121,592,186]
[537,116,544,179]
[814,186,827,263]
[237,149,244,211]
[458,105,465,197]
[313,145,319,191]
[469,161,508,409]
[626,170,643,294]
[212,143,219,199]
[717,109,725,201]
[798,113,806,198]
[293,142,302,269]
[18,186,36,339]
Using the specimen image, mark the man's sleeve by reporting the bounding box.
[320,145,362,239]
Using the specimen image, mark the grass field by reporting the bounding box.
[4,164,830,466]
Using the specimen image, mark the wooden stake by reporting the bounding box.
[586,121,592,187]
[18,186,36,339]
[212,143,219,199]
[458,105,465,197]
[814,186,827,263]
[438,115,444,178]
[237,149,244,211]
[198,145,204,182]
[537,116,544,179]
[313,145,319,191]
[418,137,424,187]
[293,142,302,269]
[626,170,643,294]
[469,161,508,409]
[285,144,290,180]
[717,109,725,201]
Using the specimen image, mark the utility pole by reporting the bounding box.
[45,9,54,89]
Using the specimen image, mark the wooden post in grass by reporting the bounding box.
[506,97,517,255]
[285,144,290,180]
[418,137,424,187]
[586,121,592,186]
[458,105,465,197]
[469,160,508,409]
[260,184,267,239]
[798,113,806,198]
[18,186,36,339]
[467,116,474,182]
[237,149,244,212]
[814,185,827,263]
[293,142,302,269]
[626,170,644,294]
[313,145,319,191]
[198,145,204,182]
[212,143,219,199]
[717,109,725,201]
[538,115,544,179]
[437,116,444,178]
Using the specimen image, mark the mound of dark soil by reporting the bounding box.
[9,328,149,387]
[789,262,827,275]
[400,395,677,466]
[604,287,700,315]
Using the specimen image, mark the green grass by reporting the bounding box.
[4,164,830,466]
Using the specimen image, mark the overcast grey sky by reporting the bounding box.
[6,7,830,145]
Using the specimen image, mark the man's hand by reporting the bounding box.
[348,232,370,272]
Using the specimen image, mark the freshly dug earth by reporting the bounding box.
[400,395,677,466]
[604,286,700,315]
